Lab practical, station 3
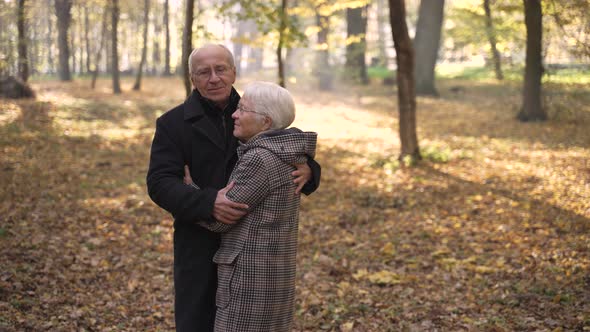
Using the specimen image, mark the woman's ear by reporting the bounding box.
[262,116,273,130]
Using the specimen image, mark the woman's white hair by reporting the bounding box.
[243,81,295,130]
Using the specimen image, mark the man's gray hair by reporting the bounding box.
[188,43,235,74]
[243,81,295,130]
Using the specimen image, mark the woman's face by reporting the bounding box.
[232,97,269,142]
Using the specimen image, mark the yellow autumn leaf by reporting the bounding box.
[340,321,354,332]
[472,265,496,274]
[380,242,396,256]
[367,270,402,285]
[352,268,368,280]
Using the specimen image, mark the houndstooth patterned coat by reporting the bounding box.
[197,128,317,332]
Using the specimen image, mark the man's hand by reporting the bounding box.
[213,182,249,224]
[292,163,312,194]
[183,165,194,185]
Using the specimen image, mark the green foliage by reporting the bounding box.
[544,0,590,60]
[444,0,525,58]
[437,64,524,81]
[367,66,394,80]
[437,64,590,84]
[218,0,307,49]
[0,227,6,237]
[421,145,451,163]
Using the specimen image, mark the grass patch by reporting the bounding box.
[367,66,395,80]
[437,64,590,84]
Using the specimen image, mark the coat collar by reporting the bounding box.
[183,88,240,121]
[183,88,240,152]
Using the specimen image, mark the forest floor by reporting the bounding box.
[1,76,589,331]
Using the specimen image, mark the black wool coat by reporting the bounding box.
[147,89,240,332]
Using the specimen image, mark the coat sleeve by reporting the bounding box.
[226,150,272,209]
[146,116,218,225]
[300,157,321,196]
[196,150,272,233]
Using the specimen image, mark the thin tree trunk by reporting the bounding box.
[518,0,546,121]
[152,1,161,75]
[345,5,369,85]
[133,0,150,90]
[377,0,389,67]
[91,9,108,89]
[277,0,287,87]
[77,5,83,75]
[316,8,332,91]
[31,14,38,76]
[54,0,72,81]
[483,0,503,80]
[110,0,121,94]
[164,0,171,76]
[46,0,54,74]
[388,0,421,162]
[414,0,445,96]
[71,7,76,75]
[17,0,29,82]
[182,0,195,96]
[233,19,246,77]
[84,4,91,73]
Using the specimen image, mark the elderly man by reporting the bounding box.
[146,44,320,331]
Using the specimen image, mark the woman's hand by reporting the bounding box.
[292,163,312,194]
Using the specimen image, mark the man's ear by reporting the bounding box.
[189,75,196,89]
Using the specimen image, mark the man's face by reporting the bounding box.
[190,46,236,108]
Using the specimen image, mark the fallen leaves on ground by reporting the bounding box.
[0,77,588,331]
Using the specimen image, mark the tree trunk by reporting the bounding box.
[518,0,546,121]
[71,6,76,76]
[389,0,421,162]
[17,0,29,82]
[46,0,54,74]
[414,0,445,96]
[152,1,161,75]
[133,0,150,90]
[233,19,246,77]
[75,4,83,75]
[277,0,287,87]
[182,0,195,96]
[84,4,91,73]
[316,9,332,91]
[483,0,503,80]
[91,8,108,89]
[110,0,121,94]
[377,0,389,67]
[31,14,38,76]
[345,5,369,85]
[164,0,171,76]
[54,0,72,81]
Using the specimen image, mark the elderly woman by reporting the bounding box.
[186,81,317,332]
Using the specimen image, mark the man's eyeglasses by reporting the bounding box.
[193,65,230,80]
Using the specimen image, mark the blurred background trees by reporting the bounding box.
[0,0,588,156]
[1,0,587,89]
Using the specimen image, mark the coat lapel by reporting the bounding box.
[184,90,225,151]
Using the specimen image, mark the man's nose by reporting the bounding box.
[209,70,221,82]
